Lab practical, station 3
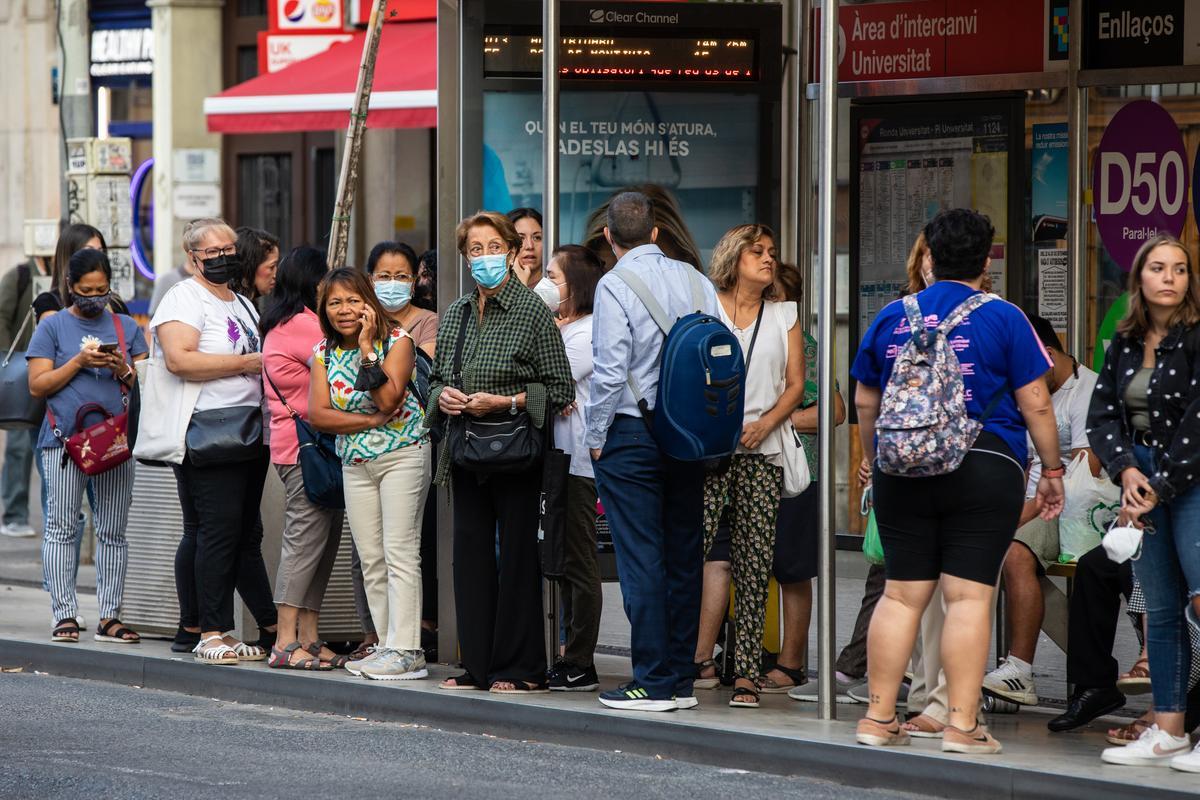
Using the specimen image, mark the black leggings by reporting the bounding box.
[173,447,277,632]
[872,431,1025,586]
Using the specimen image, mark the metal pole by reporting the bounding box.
[780,0,800,265]
[58,0,92,217]
[1067,0,1088,360]
[435,0,463,663]
[797,0,813,329]
[542,0,561,667]
[815,0,839,722]
[543,0,560,250]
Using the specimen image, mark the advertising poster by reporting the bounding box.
[1031,122,1069,243]
[851,103,1015,340]
[1037,248,1069,334]
[483,91,760,263]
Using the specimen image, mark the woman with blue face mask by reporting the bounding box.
[425,211,574,694]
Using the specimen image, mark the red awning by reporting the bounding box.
[204,21,435,134]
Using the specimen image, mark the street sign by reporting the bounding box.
[1092,100,1188,270]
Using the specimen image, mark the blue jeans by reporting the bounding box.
[593,415,705,699]
[1133,444,1200,713]
[35,447,89,591]
[1,428,35,526]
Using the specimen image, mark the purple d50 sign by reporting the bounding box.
[1093,100,1188,271]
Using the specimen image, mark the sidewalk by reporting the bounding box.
[0,582,1189,800]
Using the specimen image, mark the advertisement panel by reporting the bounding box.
[816,0,1067,82]
[482,91,760,264]
[256,31,353,74]
[269,0,343,31]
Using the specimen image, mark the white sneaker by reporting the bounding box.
[0,522,35,538]
[1101,724,1191,766]
[1171,739,1200,772]
[983,658,1038,706]
[345,645,382,676]
[362,649,428,681]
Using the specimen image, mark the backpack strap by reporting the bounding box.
[684,266,706,313]
[938,292,995,335]
[613,269,672,335]
[901,295,933,349]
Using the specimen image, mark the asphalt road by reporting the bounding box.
[0,672,921,800]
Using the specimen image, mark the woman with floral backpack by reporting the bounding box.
[849,209,1064,755]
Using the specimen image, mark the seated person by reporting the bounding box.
[984,314,1100,706]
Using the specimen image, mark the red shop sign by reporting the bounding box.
[350,0,434,27]
[815,0,1068,82]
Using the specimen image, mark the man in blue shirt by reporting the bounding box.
[586,191,719,712]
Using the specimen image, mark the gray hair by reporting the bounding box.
[182,218,236,251]
[606,192,655,250]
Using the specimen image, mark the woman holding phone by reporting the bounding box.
[309,268,430,681]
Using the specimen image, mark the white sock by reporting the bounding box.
[1005,655,1033,676]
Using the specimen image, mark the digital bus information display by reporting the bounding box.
[484,33,757,81]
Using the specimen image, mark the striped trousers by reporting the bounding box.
[40,449,135,624]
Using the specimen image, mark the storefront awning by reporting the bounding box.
[203,22,435,134]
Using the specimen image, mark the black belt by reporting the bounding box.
[1133,430,1157,447]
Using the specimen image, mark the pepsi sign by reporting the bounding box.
[271,0,342,31]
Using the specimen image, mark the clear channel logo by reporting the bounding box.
[587,8,680,25]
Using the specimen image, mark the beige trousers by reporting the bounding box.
[909,581,1000,724]
[342,444,430,651]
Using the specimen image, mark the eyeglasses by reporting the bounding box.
[190,245,237,259]
[373,273,414,283]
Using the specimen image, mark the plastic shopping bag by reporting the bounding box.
[861,486,885,566]
[1058,451,1121,562]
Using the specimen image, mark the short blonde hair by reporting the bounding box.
[708,223,778,300]
[456,211,520,257]
[183,218,237,251]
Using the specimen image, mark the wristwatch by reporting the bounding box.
[361,351,379,369]
[509,396,518,416]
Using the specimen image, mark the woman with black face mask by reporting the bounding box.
[26,248,149,644]
[150,217,278,665]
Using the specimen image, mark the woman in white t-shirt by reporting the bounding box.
[694,224,805,709]
[540,245,605,691]
[150,218,275,666]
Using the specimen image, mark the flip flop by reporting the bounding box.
[729,682,760,708]
[95,618,140,644]
[490,680,550,694]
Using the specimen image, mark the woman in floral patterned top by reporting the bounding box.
[309,268,431,682]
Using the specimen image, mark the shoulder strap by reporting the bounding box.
[938,292,995,335]
[232,292,261,333]
[16,263,30,302]
[451,306,471,387]
[263,365,298,419]
[901,295,931,349]
[613,269,672,334]
[684,266,706,313]
[2,308,33,367]
[743,300,767,374]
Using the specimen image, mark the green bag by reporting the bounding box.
[860,488,885,565]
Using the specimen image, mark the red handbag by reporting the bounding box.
[46,314,132,476]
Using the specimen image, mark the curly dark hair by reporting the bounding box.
[923,209,994,283]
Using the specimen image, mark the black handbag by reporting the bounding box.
[446,310,544,474]
[264,367,344,510]
[0,309,45,430]
[538,412,569,579]
[185,405,263,466]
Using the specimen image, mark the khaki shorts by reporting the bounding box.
[1012,516,1060,571]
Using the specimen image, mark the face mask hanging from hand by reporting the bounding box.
[470,254,509,289]
[375,280,413,312]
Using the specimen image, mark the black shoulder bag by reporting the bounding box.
[447,307,544,475]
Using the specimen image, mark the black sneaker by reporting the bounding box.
[548,661,599,692]
[598,682,676,712]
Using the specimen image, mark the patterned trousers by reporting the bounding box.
[703,453,782,680]
[41,449,135,624]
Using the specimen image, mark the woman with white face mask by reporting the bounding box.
[424,211,574,694]
[366,242,439,357]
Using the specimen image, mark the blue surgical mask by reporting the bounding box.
[374,280,412,312]
[470,254,509,289]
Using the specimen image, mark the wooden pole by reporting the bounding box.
[327,0,389,268]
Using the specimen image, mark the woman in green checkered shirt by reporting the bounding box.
[426,211,574,694]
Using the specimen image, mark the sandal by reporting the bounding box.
[490,680,550,694]
[757,663,808,694]
[193,635,239,666]
[51,618,79,643]
[226,638,268,662]
[694,658,720,690]
[901,713,946,739]
[729,681,760,708]
[95,618,140,644]
[1106,717,1152,746]
[268,641,328,670]
[439,672,483,691]
[348,640,377,661]
[306,640,350,669]
[1116,657,1151,695]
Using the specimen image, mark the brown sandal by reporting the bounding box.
[1107,717,1151,745]
[1116,657,1151,695]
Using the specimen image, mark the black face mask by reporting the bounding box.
[199,254,241,285]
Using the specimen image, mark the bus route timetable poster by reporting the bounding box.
[850,100,1021,342]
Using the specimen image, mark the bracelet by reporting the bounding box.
[121,366,134,382]
[1042,464,1065,478]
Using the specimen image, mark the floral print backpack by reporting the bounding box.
[875,292,1000,477]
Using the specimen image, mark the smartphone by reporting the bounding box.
[98,342,120,354]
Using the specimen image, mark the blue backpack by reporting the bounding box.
[613,267,745,462]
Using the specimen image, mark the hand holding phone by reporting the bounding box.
[98,342,120,355]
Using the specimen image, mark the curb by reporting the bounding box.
[0,637,1188,800]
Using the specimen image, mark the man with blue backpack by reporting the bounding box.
[586,191,744,712]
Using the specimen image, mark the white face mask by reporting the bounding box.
[1102,521,1145,564]
[533,276,564,312]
